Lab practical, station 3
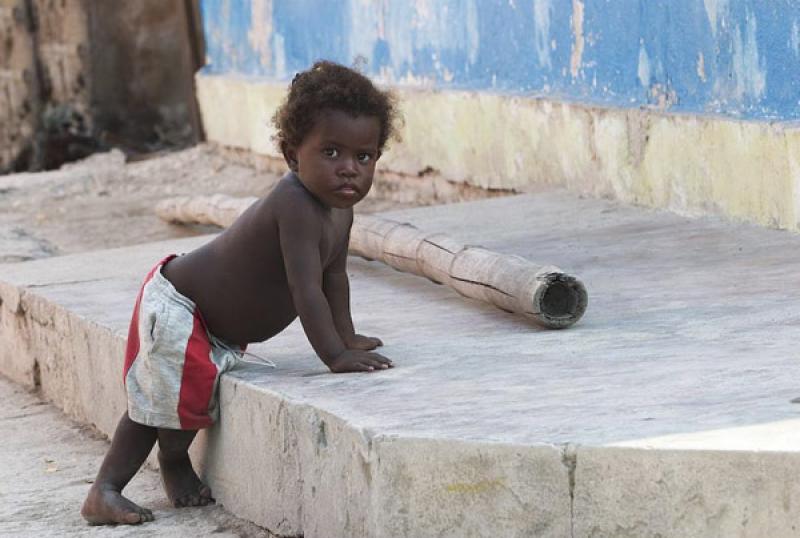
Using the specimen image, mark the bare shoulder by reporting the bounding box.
[269,174,313,208]
[269,174,325,236]
[267,175,317,218]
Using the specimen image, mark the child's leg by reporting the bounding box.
[156,428,215,507]
[81,412,158,525]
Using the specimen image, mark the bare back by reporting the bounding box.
[162,173,352,345]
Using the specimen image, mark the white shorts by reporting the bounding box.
[123,255,241,430]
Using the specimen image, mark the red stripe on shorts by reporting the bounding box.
[123,255,176,382]
[177,311,218,429]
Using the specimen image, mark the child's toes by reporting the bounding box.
[106,499,145,524]
[120,511,143,525]
[173,487,214,508]
[199,484,213,500]
[139,508,155,522]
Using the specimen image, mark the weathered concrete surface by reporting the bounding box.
[2,191,800,536]
[197,75,800,232]
[574,447,800,538]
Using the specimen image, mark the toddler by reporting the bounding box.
[81,60,398,525]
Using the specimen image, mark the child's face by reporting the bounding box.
[286,109,381,209]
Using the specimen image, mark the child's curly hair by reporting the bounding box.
[272,60,400,155]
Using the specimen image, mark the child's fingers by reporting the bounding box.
[366,351,391,362]
[352,336,382,350]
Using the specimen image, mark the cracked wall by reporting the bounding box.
[0,0,202,172]
[0,1,41,172]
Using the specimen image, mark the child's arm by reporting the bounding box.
[278,203,391,373]
[323,232,383,351]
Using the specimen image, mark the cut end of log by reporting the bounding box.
[533,273,588,329]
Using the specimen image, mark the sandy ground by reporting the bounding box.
[0,146,259,262]
[0,376,276,537]
[0,144,424,263]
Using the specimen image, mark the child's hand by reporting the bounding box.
[328,349,393,373]
[344,333,383,351]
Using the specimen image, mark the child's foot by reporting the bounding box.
[81,484,154,525]
[158,452,215,507]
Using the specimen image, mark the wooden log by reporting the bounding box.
[415,232,465,285]
[155,194,257,228]
[155,195,588,329]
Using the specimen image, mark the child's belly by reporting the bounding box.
[163,249,298,345]
[198,285,298,346]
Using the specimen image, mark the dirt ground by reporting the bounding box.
[0,375,277,537]
[0,144,440,263]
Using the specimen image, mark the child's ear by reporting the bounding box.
[282,144,299,172]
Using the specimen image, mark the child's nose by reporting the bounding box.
[338,158,358,177]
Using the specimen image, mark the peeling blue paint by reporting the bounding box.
[199,0,800,121]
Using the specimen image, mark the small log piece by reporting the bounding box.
[156,195,588,329]
[350,215,587,329]
[155,194,258,228]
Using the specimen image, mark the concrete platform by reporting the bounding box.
[1,191,799,537]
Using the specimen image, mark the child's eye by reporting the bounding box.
[357,153,372,164]
[323,148,338,158]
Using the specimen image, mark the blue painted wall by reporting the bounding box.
[200,0,800,121]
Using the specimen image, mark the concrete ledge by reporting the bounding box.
[197,74,800,232]
[2,192,800,536]
[0,279,128,435]
[196,394,572,537]
[0,236,572,537]
[575,447,800,538]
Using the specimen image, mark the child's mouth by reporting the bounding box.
[335,185,359,197]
